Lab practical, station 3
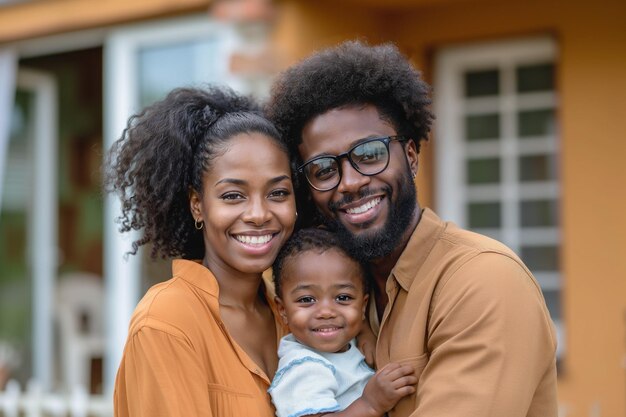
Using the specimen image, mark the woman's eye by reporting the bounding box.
[221,192,244,201]
[269,189,291,199]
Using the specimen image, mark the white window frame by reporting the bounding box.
[434,37,563,356]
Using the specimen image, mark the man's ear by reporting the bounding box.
[189,188,203,221]
[275,296,289,325]
[404,140,419,175]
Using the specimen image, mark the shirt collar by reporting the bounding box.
[172,259,279,305]
[172,258,220,296]
[391,208,445,291]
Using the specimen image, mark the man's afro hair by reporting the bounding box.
[266,40,435,157]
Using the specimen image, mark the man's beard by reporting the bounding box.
[321,170,417,263]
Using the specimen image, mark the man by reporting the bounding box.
[266,40,558,417]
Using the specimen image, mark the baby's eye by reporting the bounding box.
[336,294,354,302]
[296,296,315,304]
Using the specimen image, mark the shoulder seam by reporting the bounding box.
[268,356,336,392]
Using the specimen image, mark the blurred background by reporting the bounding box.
[0,0,624,415]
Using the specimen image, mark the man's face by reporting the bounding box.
[298,105,419,261]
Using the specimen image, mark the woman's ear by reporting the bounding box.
[189,188,203,221]
[274,296,289,325]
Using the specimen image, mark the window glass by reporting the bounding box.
[517,63,554,92]
[518,108,555,137]
[138,38,218,107]
[520,199,559,227]
[467,202,501,228]
[542,288,561,321]
[465,69,499,97]
[467,158,500,184]
[521,245,559,271]
[466,113,500,141]
[519,154,557,182]
[0,89,34,385]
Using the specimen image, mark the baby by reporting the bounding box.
[269,228,416,417]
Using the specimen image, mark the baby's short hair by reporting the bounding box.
[272,228,369,298]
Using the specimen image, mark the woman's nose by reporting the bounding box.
[242,197,271,225]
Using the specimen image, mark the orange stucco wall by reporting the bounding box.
[271,0,626,416]
[0,0,210,44]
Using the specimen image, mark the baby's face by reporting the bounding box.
[276,248,368,353]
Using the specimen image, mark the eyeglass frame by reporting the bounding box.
[297,135,409,192]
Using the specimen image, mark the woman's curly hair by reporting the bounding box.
[266,40,434,158]
[104,85,285,260]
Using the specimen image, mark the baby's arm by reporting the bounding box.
[313,362,417,417]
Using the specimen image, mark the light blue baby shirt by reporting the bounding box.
[268,333,375,417]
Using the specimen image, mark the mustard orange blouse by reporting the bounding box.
[114,259,287,417]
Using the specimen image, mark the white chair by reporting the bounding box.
[55,272,104,392]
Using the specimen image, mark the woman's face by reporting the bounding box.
[190,132,296,277]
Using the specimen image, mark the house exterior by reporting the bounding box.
[0,0,624,416]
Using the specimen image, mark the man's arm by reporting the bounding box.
[410,253,558,417]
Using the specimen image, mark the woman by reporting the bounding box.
[105,86,296,417]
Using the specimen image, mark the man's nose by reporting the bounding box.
[336,159,370,194]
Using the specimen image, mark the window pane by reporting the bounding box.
[0,89,35,385]
[465,69,499,97]
[521,245,559,271]
[542,289,561,321]
[466,113,500,141]
[467,158,500,184]
[518,108,555,137]
[517,63,554,92]
[468,202,501,228]
[138,38,218,107]
[519,154,558,181]
[520,199,559,227]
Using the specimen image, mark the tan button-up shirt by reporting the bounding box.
[114,259,286,417]
[372,209,558,417]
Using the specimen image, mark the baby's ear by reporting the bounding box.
[362,293,369,320]
[274,296,288,325]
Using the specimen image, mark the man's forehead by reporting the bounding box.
[299,105,396,156]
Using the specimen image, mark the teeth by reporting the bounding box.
[235,234,272,245]
[314,327,340,332]
[345,197,382,214]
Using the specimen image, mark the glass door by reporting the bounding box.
[0,69,57,390]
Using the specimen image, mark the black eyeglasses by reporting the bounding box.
[297,136,408,191]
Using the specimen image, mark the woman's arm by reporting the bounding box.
[114,326,212,417]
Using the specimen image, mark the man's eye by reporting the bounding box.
[314,166,338,180]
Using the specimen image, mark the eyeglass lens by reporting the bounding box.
[304,138,390,190]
